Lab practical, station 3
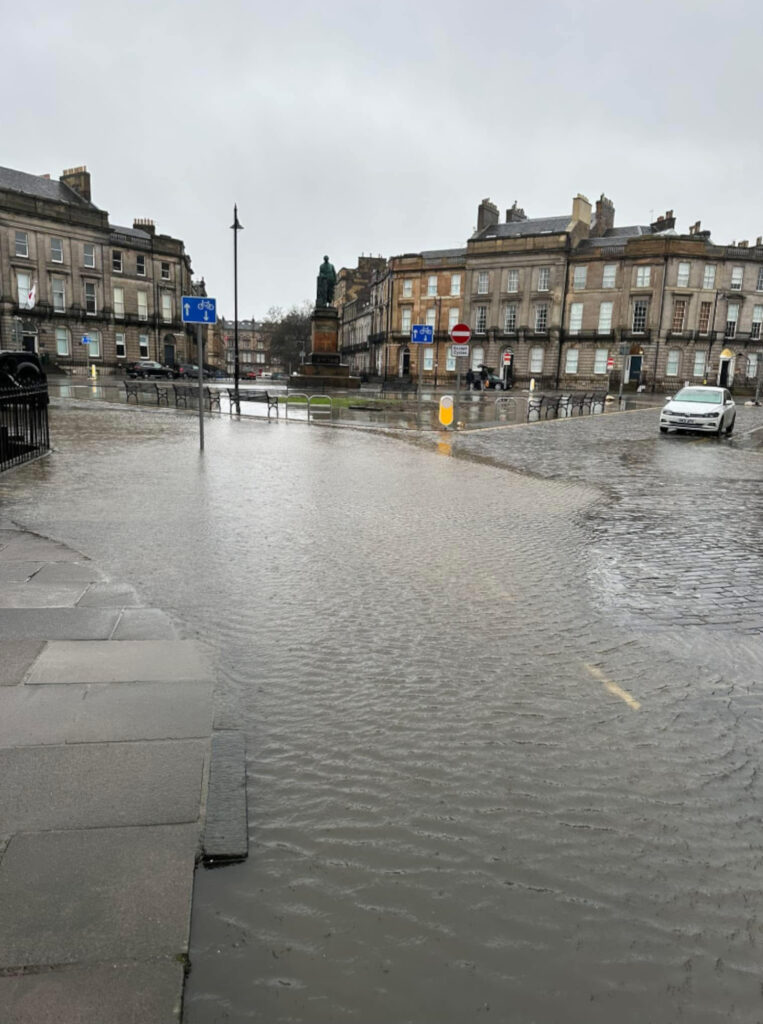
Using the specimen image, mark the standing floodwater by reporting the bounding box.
[2,402,762,1024]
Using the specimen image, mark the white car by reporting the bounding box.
[659,385,736,436]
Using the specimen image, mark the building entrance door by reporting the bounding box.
[164,342,175,366]
[625,355,642,385]
[22,335,37,353]
[718,349,734,387]
[400,347,410,376]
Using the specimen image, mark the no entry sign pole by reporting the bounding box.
[450,323,471,430]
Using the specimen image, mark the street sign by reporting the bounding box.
[450,323,472,344]
[607,356,615,370]
[181,296,217,324]
[451,344,470,357]
[411,324,434,344]
[503,352,513,365]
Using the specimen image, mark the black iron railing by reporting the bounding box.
[0,385,50,472]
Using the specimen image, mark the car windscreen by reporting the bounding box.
[674,389,722,404]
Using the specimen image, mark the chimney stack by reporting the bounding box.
[571,193,592,228]
[594,194,615,235]
[61,165,91,202]
[650,209,676,233]
[505,201,527,223]
[477,198,499,233]
[133,217,156,236]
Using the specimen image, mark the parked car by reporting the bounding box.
[242,370,259,380]
[174,363,211,379]
[659,386,736,436]
[127,360,174,379]
[472,368,510,390]
[0,350,46,387]
[270,372,288,381]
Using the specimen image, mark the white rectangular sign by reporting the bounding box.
[451,344,470,357]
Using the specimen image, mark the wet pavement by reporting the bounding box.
[1,400,762,1023]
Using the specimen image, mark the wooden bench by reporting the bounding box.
[226,388,279,418]
[172,384,221,411]
[124,381,142,403]
[155,384,170,406]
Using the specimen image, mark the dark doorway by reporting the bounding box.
[401,347,410,376]
[164,342,175,366]
[22,335,37,353]
[719,360,730,387]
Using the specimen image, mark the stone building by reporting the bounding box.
[213,318,272,376]
[0,164,204,373]
[338,194,763,392]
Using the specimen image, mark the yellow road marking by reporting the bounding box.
[584,663,641,711]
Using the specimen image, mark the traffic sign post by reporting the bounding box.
[450,324,472,430]
[412,325,434,424]
[182,296,217,451]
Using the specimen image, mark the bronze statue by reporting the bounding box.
[316,255,337,307]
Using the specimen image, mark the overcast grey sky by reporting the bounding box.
[3,0,762,318]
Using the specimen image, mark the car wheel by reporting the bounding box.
[716,420,724,437]
[726,416,735,436]
[659,426,668,434]
[166,372,173,379]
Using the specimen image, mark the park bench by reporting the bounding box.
[155,384,170,406]
[527,394,545,421]
[124,381,143,403]
[172,383,221,411]
[226,388,279,419]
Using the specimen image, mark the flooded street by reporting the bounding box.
[2,401,763,1023]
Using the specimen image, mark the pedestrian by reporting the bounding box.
[465,367,474,390]
[480,366,488,390]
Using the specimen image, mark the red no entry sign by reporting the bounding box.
[607,356,614,369]
[450,323,472,343]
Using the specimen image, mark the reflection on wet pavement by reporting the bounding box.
[1,402,762,1024]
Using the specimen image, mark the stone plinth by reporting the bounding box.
[290,306,361,390]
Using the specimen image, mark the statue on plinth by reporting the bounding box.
[316,255,337,307]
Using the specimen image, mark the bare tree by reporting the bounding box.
[264,303,312,371]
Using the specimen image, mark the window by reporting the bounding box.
[565,348,579,373]
[672,298,687,333]
[50,237,63,263]
[401,308,412,333]
[751,305,763,340]
[666,349,680,376]
[112,250,123,273]
[427,275,438,297]
[84,282,97,315]
[632,299,648,333]
[426,307,436,328]
[55,327,69,356]
[568,302,583,335]
[477,272,489,294]
[747,353,759,378]
[471,345,484,371]
[703,265,716,289]
[137,290,148,320]
[593,348,609,374]
[635,266,651,288]
[15,231,28,257]
[139,334,149,358]
[402,279,413,298]
[693,351,706,377]
[87,330,100,358]
[598,301,613,334]
[16,271,30,307]
[161,262,171,281]
[115,332,126,358]
[506,269,519,292]
[503,303,517,332]
[573,266,587,290]
[450,274,461,297]
[757,267,763,292]
[448,307,459,330]
[535,303,548,333]
[725,303,739,339]
[83,243,95,268]
[161,293,172,322]
[113,286,125,318]
[423,348,434,371]
[698,300,712,335]
[602,264,616,288]
[529,346,544,373]
[52,277,65,312]
[475,305,487,333]
[537,267,550,291]
[730,266,743,290]
[446,349,456,371]
[677,262,690,288]
[137,254,146,277]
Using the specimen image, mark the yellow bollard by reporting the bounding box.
[529,377,535,391]
[90,363,97,379]
[439,395,454,428]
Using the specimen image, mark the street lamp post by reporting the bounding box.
[230,205,243,414]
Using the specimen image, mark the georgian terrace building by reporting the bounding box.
[0,164,204,373]
[338,195,763,392]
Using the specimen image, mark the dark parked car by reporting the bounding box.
[127,360,174,379]
[471,367,511,390]
[174,363,211,379]
[0,350,47,388]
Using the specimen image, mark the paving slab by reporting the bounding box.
[77,582,141,608]
[0,533,85,562]
[0,961,184,1024]
[0,562,43,583]
[0,608,119,642]
[0,681,213,747]
[203,730,249,864]
[0,740,205,831]
[26,639,212,684]
[30,561,105,584]
[0,824,199,967]
[112,607,179,640]
[0,583,87,608]
[0,640,45,686]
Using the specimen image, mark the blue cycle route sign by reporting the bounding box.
[181,296,217,324]
[411,324,434,344]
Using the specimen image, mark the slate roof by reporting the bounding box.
[472,216,570,240]
[421,247,466,260]
[579,225,653,249]
[0,166,96,207]
[110,223,152,241]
